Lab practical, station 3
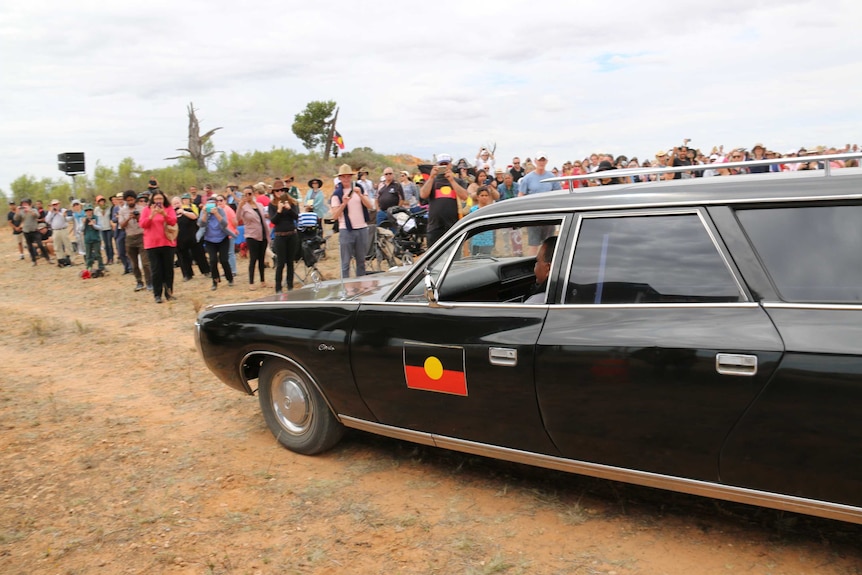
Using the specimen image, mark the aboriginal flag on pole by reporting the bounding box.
[403,342,467,396]
[333,130,345,150]
[417,164,434,181]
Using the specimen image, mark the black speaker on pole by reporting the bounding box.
[58,152,86,174]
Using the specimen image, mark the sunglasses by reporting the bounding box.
[383,172,393,175]
[244,193,253,197]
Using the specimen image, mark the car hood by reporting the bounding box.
[253,267,411,303]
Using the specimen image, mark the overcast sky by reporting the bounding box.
[2,0,861,194]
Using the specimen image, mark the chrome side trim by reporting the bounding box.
[338,416,862,525]
[240,351,341,421]
[375,302,759,309]
[553,302,760,310]
[341,416,437,447]
[763,302,862,311]
[573,207,701,219]
[207,300,363,311]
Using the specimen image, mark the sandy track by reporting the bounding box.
[1,232,860,575]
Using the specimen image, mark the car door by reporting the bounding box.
[350,215,567,454]
[535,209,784,482]
[719,204,862,508]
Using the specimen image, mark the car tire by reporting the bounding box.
[258,359,344,455]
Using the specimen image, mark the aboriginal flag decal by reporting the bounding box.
[403,342,467,396]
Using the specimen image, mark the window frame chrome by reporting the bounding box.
[558,207,750,306]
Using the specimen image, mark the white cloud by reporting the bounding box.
[1,0,861,192]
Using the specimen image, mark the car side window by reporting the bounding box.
[566,213,743,304]
[398,219,562,303]
[736,205,862,303]
[398,240,459,301]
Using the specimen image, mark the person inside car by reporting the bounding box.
[524,235,557,303]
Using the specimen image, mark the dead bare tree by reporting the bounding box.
[165,102,222,170]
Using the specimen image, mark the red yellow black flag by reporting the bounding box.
[403,342,467,396]
[333,130,345,150]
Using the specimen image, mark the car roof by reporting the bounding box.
[475,168,862,219]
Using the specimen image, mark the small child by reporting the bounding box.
[297,200,320,230]
[82,205,106,277]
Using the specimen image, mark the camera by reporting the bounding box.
[132,209,140,217]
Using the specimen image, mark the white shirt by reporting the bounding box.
[475,156,495,175]
[45,209,68,230]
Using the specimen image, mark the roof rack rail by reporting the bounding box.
[543,152,862,191]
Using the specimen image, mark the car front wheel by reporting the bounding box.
[257,359,344,455]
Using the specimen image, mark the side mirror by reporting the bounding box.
[424,270,441,308]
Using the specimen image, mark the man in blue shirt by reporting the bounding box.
[517,151,560,253]
[517,151,561,197]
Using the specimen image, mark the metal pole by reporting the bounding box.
[337,182,348,300]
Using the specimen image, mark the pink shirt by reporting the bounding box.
[331,188,368,230]
[224,205,238,236]
[139,206,178,249]
[237,201,267,242]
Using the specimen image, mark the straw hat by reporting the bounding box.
[335,164,356,177]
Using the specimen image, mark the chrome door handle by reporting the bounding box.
[716,353,758,376]
[489,347,517,367]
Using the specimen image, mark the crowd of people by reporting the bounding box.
[8,142,858,300]
[540,142,860,186]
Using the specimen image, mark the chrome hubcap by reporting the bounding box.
[271,369,313,435]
